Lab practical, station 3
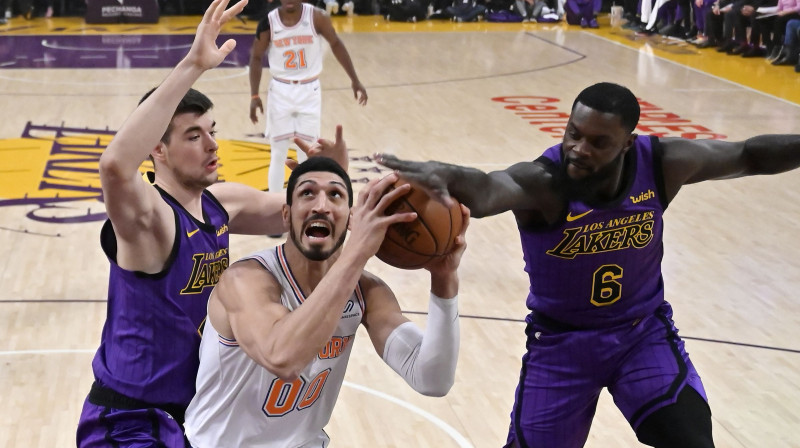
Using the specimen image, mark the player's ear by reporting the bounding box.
[281,203,290,226]
[622,133,637,153]
[151,142,167,162]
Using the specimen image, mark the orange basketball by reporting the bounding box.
[376,179,463,270]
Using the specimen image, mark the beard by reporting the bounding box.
[289,212,348,261]
[554,150,627,203]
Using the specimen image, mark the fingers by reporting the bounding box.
[374,153,414,172]
[334,124,343,145]
[400,176,454,208]
[294,137,320,157]
[205,0,226,22]
[354,88,368,106]
[373,153,399,168]
[219,38,237,56]
[457,204,471,237]
[357,173,398,208]
[356,173,412,219]
[220,0,248,22]
[285,159,299,171]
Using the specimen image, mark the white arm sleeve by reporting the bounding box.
[381,293,459,397]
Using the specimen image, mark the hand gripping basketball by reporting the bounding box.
[376,179,464,270]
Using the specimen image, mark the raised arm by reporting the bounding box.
[211,174,417,380]
[313,9,368,105]
[660,135,800,202]
[376,154,554,218]
[249,25,270,124]
[99,0,247,271]
[362,205,470,397]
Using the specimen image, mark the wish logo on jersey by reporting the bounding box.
[547,211,655,259]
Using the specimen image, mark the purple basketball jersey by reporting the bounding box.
[91,186,230,408]
[520,135,666,327]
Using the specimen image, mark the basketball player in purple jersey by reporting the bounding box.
[377,82,800,448]
[76,1,348,447]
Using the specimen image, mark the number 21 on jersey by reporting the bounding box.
[283,49,307,70]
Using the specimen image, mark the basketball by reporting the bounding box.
[376,179,463,270]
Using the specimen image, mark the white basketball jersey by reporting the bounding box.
[185,244,365,448]
[267,4,324,81]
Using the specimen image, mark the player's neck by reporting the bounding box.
[278,8,302,25]
[153,176,205,220]
[282,242,342,293]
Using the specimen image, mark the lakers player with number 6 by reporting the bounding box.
[183,160,470,447]
[249,0,368,207]
[378,82,800,448]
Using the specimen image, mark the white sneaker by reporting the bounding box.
[342,1,354,15]
[325,2,339,14]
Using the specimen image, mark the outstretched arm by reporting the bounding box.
[314,9,368,105]
[99,0,248,271]
[660,135,800,201]
[363,205,470,397]
[376,154,554,218]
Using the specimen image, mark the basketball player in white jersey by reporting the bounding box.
[184,158,469,447]
[249,0,367,207]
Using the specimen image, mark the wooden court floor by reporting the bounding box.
[1,14,799,448]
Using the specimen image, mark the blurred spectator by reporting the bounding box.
[565,0,600,27]
[766,0,800,59]
[773,16,800,63]
[696,0,733,47]
[2,0,34,22]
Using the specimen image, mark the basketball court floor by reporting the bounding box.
[0,12,799,448]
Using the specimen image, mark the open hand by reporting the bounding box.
[290,125,349,171]
[186,0,249,71]
[346,173,417,258]
[374,153,455,207]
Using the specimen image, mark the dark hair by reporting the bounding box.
[286,157,353,207]
[139,87,214,144]
[572,82,640,133]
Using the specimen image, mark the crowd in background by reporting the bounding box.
[4,0,798,73]
[620,0,800,72]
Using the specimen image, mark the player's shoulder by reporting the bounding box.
[255,14,271,37]
[357,270,390,295]
[218,257,282,297]
[311,4,333,22]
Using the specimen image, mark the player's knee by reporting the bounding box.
[635,388,714,448]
